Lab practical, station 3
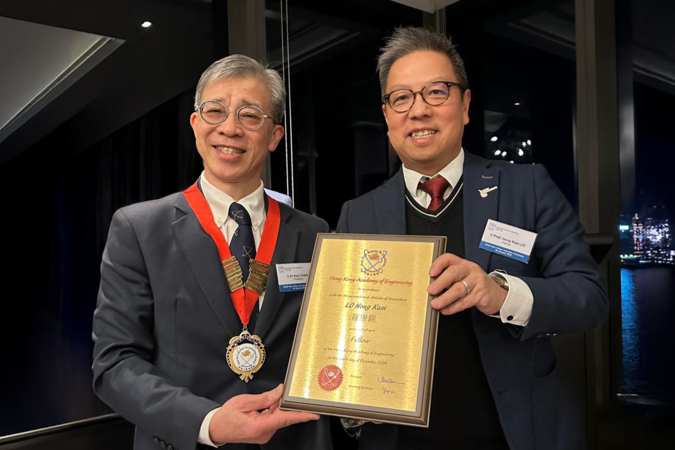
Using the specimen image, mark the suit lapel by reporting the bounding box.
[374,169,407,235]
[254,206,300,340]
[463,152,500,272]
[172,194,241,338]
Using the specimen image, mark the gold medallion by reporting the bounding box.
[226,330,266,382]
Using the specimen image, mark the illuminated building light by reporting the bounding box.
[626,213,671,265]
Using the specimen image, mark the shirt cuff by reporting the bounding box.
[488,272,533,327]
[198,408,222,447]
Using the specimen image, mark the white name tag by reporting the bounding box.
[479,219,537,263]
[275,263,311,292]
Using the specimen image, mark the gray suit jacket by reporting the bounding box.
[93,190,331,450]
[337,152,608,450]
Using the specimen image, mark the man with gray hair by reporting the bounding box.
[338,27,607,449]
[93,54,332,450]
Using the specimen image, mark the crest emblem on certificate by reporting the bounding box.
[361,249,387,275]
[226,331,266,382]
[318,365,343,391]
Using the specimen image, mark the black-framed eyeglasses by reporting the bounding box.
[382,81,466,113]
[196,100,275,130]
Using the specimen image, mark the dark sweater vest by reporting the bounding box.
[397,180,508,450]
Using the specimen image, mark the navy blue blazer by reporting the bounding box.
[337,152,608,450]
[93,191,331,450]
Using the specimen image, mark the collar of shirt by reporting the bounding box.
[199,172,266,233]
[402,148,465,208]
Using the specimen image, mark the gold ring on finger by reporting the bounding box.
[460,280,471,296]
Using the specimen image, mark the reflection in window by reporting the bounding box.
[482,1,576,205]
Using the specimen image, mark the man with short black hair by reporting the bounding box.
[338,27,608,450]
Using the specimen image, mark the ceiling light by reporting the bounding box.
[527,140,532,145]
[514,102,521,106]
[510,160,514,163]
[494,150,501,156]
[502,152,507,157]
[141,21,153,28]
[518,149,524,156]
[491,136,498,142]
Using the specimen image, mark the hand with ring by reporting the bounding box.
[427,253,507,316]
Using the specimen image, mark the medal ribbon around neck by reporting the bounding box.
[183,182,280,327]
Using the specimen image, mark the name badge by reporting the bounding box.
[479,219,537,263]
[276,263,311,292]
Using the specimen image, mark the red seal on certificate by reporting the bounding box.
[318,365,343,391]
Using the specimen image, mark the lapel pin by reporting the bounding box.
[479,186,498,198]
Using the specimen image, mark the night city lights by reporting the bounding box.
[620,213,674,265]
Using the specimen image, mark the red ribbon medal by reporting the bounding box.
[183,182,281,381]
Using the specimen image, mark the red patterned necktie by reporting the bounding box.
[418,177,450,211]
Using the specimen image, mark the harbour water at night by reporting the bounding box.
[621,267,675,415]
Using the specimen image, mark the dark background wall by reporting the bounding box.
[0,91,200,437]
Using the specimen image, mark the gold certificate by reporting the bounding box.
[281,233,446,427]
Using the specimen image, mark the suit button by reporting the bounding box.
[167,445,174,450]
[153,437,160,444]
[160,441,167,449]
[507,315,514,321]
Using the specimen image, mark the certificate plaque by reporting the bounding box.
[280,233,446,427]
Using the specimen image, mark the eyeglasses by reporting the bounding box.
[382,81,466,113]
[196,101,275,130]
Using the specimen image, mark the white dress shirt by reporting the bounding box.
[201,172,267,264]
[198,172,269,447]
[400,149,534,327]
[402,148,464,204]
